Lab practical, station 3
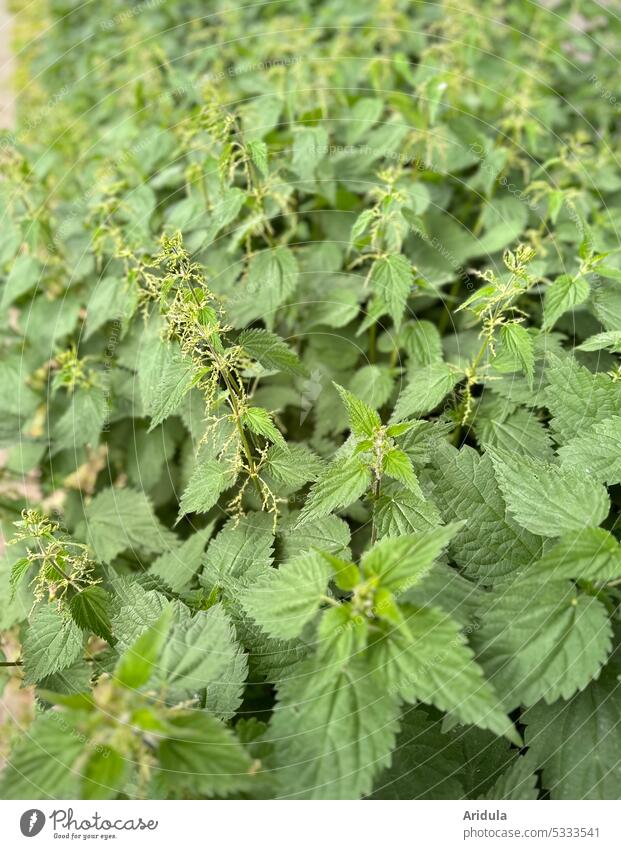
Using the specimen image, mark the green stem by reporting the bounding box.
[368,323,377,363]
[370,476,381,546]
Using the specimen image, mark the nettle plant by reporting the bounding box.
[2,0,621,800]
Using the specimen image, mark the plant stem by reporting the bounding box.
[368,323,377,363]
[370,476,381,545]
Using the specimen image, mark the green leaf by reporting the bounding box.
[392,362,461,421]
[84,276,137,340]
[69,586,114,644]
[157,711,253,798]
[543,274,590,330]
[431,445,543,579]
[523,664,621,799]
[496,323,534,385]
[483,758,538,801]
[178,458,237,516]
[9,556,31,600]
[369,254,413,327]
[242,406,286,448]
[361,526,458,595]
[263,442,323,488]
[334,382,381,438]
[267,658,401,799]
[558,415,621,485]
[527,528,621,582]
[473,406,553,460]
[291,125,328,181]
[369,605,518,744]
[576,330,621,352]
[279,514,351,561]
[201,512,274,589]
[240,552,332,639]
[115,606,173,689]
[544,354,621,443]
[246,246,298,316]
[156,603,244,700]
[0,713,85,799]
[23,604,84,685]
[237,328,307,376]
[345,97,383,144]
[139,337,198,430]
[475,580,612,708]
[80,487,177,563]
[297,457,372,526]
[373,484,442,538]
[382,447,422,494]
[247,138,268,177]
[150,527,213,592]
[2,253,41,307]
[110,579,169,649]
[54,386,107,451]
[82,747,128,800]
[489,448,610,537]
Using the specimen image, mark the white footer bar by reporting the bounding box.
[0,799,619,848]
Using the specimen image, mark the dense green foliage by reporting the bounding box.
[1,0,621,800]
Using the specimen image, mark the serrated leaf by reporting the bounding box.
[382,447,422,494]
[527,528,621,582]
[69,586,114,644]
[558,415,621,485]
[489,448,609,537]
[369,605,518,744]
[139,337,198,430]
[496,323,534,385]
[9,556,31,600]
[577,330,621,352]
[178,458,238,516]
[111,579,169,649]
[0,713,85,799]
[279,514,351,561]
[267,658,401,799]
[150,527,213,592]
[523,665,621,799]
[483,757,538,800]
[263,442,323,488]
[431,445,543,579]
[392,362,461,421]
[115,606,173,689]
[247,138,268,177]
[23,604,84,685]
[237,328,306,376]
[373,484,441,538]
[246,246,298,317]
[201,512,274,588]
[369,254,413,328]
[157,711,253,798]
[475,580,612,708]
[157,603,244,700]
[297,457,371,526]
[334,382,381,438]
[242,406,286,448]
[361,525,458,595]
[543,274,590,330]
[241,552,332,639]
[80,488,177,563]
[544,354,621,442]
[54,386,107,451]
